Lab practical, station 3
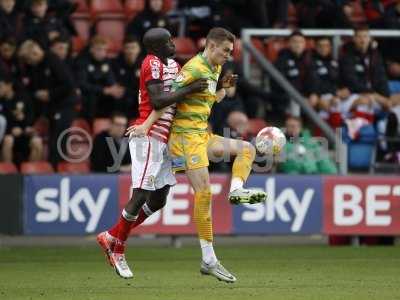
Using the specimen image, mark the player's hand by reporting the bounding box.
[221,74,238,88]
[126,124,147,139]
[188,78,208,93]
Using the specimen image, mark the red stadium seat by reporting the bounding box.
[350,1,367,25]
[0,162,18,174]
[173,37,198,63]
[124,0,145,19]
[72,0,89,13]
[96,19,125,53]
[57,161,90,174]
[93,118,111,136]
[232,39,242,62]
[71,118,92,135]
[72,36,87,54]
[20,161,54,174]
[264,38,286,63]
[287,3,298,27]
[72,17,91,43]
[33,117,49,138]
[247,118,268,138]
[91,0,125,19]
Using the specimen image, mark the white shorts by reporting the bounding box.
[129,136,176,191]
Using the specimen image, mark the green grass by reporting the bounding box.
[0,245,399,300]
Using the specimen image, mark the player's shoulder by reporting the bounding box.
[181,54,204,73]
[142,54,162,69]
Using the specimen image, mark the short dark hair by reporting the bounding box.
[354,25,370,35]
[315,36,331,43]
[206,27,235,46]
[110,111,127,121]
[50,35,69,47]
[0,37,16,47]
[289,30,304,39]
[123,35,140,45]
[286,115,302,124]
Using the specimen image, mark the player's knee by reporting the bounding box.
[241,141,256,160]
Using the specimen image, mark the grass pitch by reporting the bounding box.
[0,244,399,300]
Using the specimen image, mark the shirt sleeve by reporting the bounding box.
[142,57,163,85]
[172,65,197,91]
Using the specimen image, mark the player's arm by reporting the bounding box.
[147,78,208,110]
[126,108,167,138]
[216,74,238,103]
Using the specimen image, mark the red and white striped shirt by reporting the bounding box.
[135,54,180,143]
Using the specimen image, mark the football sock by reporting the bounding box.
[193,189,213,242]
[200,239,217,265]
[230,177,244,192]
[130,203,154,229]
[232,144,255,184]
[108,209,137,242]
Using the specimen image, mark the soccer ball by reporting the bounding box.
[255,127,286,155]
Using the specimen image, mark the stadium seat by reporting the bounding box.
[93,118,111,136]
[95,19,125,53]
[72,17,91,43]
[0,162,18,174]
[232,39,242,62]
[287,3,298,26]
[264,38,286,63]
[124,0,145,19]
[20,161,54,174]
[33,117,49,138]
[173,37,198,63]
[57,161,90,174]
[71,118,92,135]
[72,36,86,54]
[247,118,268,138]
[91,0,125,20]
[72,0,89,13]
[350,1,366,25]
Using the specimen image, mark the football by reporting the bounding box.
[255,126,286,155]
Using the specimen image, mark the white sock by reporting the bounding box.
[230,177,244,192]
[200,239,217,265]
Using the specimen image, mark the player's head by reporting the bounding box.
[143,27,175,59]
[204,27,235,66]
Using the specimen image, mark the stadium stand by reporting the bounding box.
[20,161,54,174]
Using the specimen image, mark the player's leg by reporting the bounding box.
[207,135,267,204]
[97,136,156,278]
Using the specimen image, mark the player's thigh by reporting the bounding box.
[207,134,254,159]
[185,167,210,192]
[129,136,164,190]
[169,132,209,171]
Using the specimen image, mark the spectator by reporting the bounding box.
[0,0,23,41]
[49,35,71,63]
[22,0,69,48]
[294,0,353,28]
[91,112,130,173]
[278,116,337,174]
[126,0,170,43]
[75,35,123,121]
[0,37,20,80]
[309,37,340,122]
[0,77,43,164]
[18,39,77,166]
[339,27,390,101]
[111,36,143,119]
[384,1,400,29]
[272,31,317,116]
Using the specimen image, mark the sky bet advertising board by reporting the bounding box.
[24,175,118,235]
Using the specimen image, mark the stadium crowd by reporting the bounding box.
[0,0,399,173]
